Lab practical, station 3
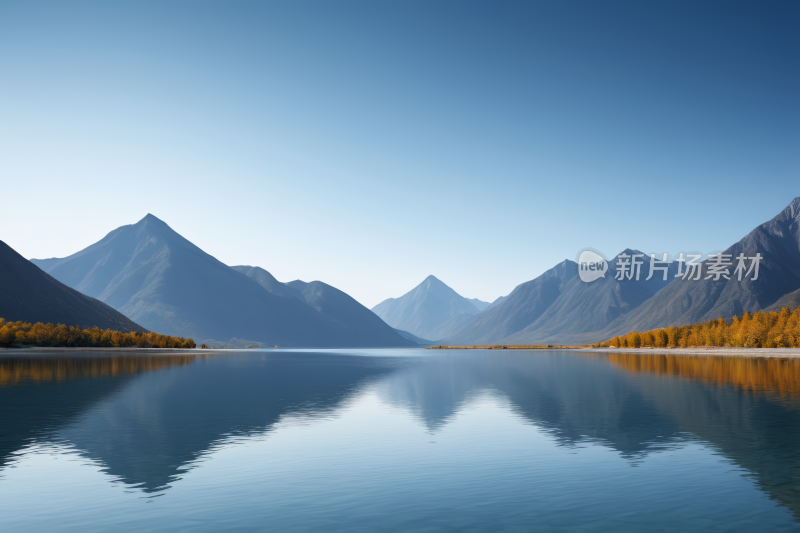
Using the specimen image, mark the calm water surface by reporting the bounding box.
[0,348,798,532]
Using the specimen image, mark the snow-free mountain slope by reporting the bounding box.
[589,197,800,342]
[443,198,800,346]
[31,215,408,346]
[371,275,481,339]
[442,260,577,345]
[232,266,414,347]
[1,240,145,332]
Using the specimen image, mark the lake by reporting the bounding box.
[1,348,798,532]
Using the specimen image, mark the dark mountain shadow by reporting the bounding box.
[0,240,144,332]
[53,352,402,493]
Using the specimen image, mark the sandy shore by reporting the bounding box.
[581,347,800,358]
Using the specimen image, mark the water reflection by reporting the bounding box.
[602,352,800,408]
[378,352,685,454]
[0,353,203,470]
[1,349,799,522]
[2,351,399,493]
[0,353,200,387]
[379,351,800,519]
[599,351,800,519]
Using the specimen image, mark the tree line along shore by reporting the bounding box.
[0,319,196,349]
[600,308,800,349]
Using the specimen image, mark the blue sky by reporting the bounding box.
[1,0,798,307]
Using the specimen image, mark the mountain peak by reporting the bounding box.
[781,197,800,220]
[132,214,184,241]
[139,213,166,224]
[372,275,480,339]
[616,248,646,258]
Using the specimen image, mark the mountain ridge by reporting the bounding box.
[371,275,483,339]
[231,265,414,347]
[1,240,146,332]
[31,215,411,347]
[444,198,800,345]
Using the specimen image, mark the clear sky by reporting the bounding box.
[1,0,798,308]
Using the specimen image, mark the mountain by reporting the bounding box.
[0,240,145,332]
[441,260,578,345]
[466,298,490,312]
[444,251,679,345]
[499,249,678,344]
[392,329,433,345]
[444,198,800,345]
[30,215,411,347]
[424,312,477,341]
[231,266,414,347]
[589,197,800,342]
[371,275,482,339]
[485,295,507,310]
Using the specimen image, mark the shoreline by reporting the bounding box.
[3,345,800,358]
[428,344,800,358]
[579,347,800,358]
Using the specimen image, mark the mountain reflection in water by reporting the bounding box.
[0,353,201,387]
[0,349,798,529]
[602,352,800,407]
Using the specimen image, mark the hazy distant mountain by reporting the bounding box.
[485,295,507,310]
[232,266,414,347]
[466,298,490,312]
[0,240,144,332]
[371,275,482,339]
[392,328,434,345]
[31,215,410,347]
[424,312,478,341]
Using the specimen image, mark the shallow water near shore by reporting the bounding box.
[1,348,799,532]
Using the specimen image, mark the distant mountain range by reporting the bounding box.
[31,215,413,347]
[0,240,145,332]
[443,197,800,345]
[371,275,489,340]
[12,198,800,347]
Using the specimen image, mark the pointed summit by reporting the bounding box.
[372,276,482,340]
[29,215,411,346]
[136,213,167,226]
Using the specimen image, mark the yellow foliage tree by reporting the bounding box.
[597,308,800,349]
[0,319,195,349]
